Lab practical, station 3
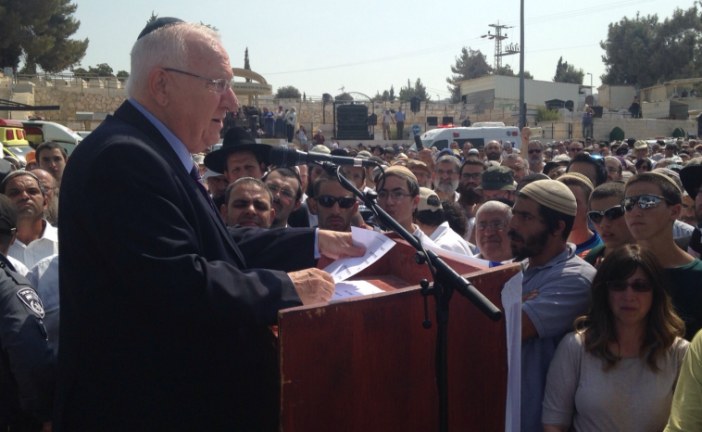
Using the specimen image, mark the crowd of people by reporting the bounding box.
[2,16,702,432]
[192,124,702,431]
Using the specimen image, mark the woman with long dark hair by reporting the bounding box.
[542,244,688,431]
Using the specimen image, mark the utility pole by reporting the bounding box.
[481,23,519,70]
[519,0,526,129]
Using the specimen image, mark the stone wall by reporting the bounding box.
[2,76,697,141]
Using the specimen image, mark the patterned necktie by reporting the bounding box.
[189,165,219,215]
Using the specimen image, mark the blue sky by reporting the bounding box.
[70,0,693,100]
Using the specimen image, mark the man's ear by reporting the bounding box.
[306,198,317,215]
[669,202,682,222]
[551,219,566,238]
[219,203,227,220]
[411,194,420,212]
[148,68,170,106]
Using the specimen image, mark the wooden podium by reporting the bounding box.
[278,238,519,431]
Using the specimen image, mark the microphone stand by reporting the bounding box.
[320,162,502,432]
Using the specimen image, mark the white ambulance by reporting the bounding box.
[419,122,521,151]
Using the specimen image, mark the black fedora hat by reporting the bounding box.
[680,163,702,198]
[204,127,271,174]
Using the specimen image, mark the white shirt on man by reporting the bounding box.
[8,221,59,268]
[429,221,475,256]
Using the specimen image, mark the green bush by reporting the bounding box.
[609,126,625,141]
[536,107,560,123]
[672,127,686,138]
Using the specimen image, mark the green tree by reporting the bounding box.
[600,4,702,87]
[335,92,353,102]
[89,63,114,77]
[399,78,429,101]
[244,47,251,83]
[446,47,492,102]
[553,57,584,84]
[275,85,302,99]
[494,64,534,79]
[4,0,88,73]
[116,70,129,81]
[600,14,659,86]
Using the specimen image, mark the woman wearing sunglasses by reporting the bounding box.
[543,244,688,432]
[584,182,635,267]
[623,172,702,340]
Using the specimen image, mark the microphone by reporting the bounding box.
[413,133,424,151]
[268,147,378,168]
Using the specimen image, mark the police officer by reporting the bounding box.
[0,194,55,431]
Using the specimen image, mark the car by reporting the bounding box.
[22,120,83,156]
[0,119,32,166]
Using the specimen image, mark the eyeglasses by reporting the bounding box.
[316,195,356,209]
[266,183,296,201]
[163,67,230,93]
[587,205,625,224]
[231,199,271,212]
[568,147,584,153]
[528,149,542,154]
[622,194,668,212]
[461,172,482,179]
[606,279,652,292]
[436,169,457,176]
[476,220,507,231]
[377,189,412,201]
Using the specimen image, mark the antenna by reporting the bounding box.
[481,22,519,69]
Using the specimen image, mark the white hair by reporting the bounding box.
[126,22,220,98]
[476,200,512,221]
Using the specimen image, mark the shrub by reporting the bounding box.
[536,107,560,123]
[609,126,625,141]
[672,127,686,138]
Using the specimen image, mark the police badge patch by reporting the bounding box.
[17,287,45,319]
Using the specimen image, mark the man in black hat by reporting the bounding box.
[204,126,270,183]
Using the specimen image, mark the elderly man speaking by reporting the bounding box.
[56,18,362,432]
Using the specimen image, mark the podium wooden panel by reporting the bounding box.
[278,238,519,432]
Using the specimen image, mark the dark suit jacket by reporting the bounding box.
[56,101,316,432]
[287,202,311,228]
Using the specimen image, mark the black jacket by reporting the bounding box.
[56,101,316,432]
[0,254,55,430]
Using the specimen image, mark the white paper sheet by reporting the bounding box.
[331,280,385,301]
[323,227,396,284]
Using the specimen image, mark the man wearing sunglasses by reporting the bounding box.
[308,174,359,232]
[584,182,634,267]
[526,140,545,175]
[624,172,702,340]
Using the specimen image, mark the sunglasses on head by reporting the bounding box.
[622,194,668,212]
[316,195,356,209]
[587,205,625,224]
[606,279,652,292]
